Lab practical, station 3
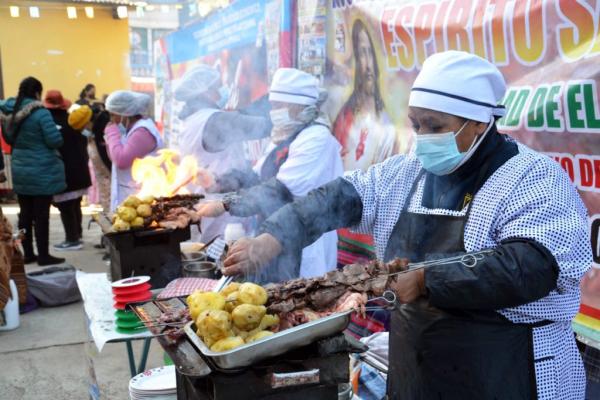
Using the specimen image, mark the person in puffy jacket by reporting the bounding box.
[44,92,92,252]
[0,77,66,266]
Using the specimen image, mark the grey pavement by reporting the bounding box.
[0,204,164,400]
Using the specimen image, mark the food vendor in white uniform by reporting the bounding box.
[197,68,344,282]
[174,65,271,242]
[222,51,592,399]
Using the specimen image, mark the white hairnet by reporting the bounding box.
[105,90,151,117]
[174,64,221,102]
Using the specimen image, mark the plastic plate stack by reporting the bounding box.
[129,365,177,400]
[112,276,152,334]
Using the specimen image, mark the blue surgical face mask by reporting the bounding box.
[82,129,92,138]
[216,86,230,109]
[415,120,470,175]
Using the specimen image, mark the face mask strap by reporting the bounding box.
[447,116,494,174]
[453,119,470,138]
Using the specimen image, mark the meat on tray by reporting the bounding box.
[265,258,408,329]
[149,307,192,343]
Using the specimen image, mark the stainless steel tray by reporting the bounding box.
[184,311,352,369]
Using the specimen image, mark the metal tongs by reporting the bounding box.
[386,249,497,277]
[364,291,397,312]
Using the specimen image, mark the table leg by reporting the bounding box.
[126,341,137,377]
[137,338,152,374]
[125,338,153,377]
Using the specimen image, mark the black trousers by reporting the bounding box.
[55,197,83,243]
[17,194,52,258]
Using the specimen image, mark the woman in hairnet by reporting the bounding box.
[221,52,592,399]
[174,64,271,242]
[104,90,163,211]
[197,68,343,282]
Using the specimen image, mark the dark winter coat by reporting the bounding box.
[49,108,91,193]
[0,98,65,196]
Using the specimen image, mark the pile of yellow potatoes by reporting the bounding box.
[112,195,154,231]
[187,282,280,352]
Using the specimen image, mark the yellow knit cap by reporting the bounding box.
[68,105,92,131]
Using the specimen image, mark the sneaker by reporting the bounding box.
[38,255,65,266]
[53,241,83,251]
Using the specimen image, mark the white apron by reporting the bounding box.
[110,119,164,212]
[178,107,248,243]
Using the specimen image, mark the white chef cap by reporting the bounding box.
[408,51,506,122]
[174,64,221,102]
[269,68,319,106]
[105,90,151,117]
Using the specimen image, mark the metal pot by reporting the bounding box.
[182,261,217,279]
[338,383,353,400]
[181,251,207,263]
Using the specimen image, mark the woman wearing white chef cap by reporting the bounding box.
[223,51,591,399]
[197,68,343,282]
[174,64,271,243]
[104,90,163,212]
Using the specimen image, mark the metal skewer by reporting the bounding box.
[385,249,497,277]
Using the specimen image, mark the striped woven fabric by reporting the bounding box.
[337,229,391,338]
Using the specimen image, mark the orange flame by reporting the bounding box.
[131,149,203,198]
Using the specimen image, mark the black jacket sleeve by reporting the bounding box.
[226,177,294,218]
[260,177,364,256]
[425,238,559,310]
[202,111,271,153]
[214,168,261,192]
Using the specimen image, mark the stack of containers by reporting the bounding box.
[111,276,152,334]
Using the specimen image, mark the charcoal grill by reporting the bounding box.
[104,225,191,288]
[130,298,366,400]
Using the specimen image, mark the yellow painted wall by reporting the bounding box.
[0,2,130,102]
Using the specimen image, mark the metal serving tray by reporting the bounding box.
[184,310,353,369]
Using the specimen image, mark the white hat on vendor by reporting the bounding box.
[105,90,151,117]
[174,64,221,102]
[408,50,507,122]
[269,68,320,106]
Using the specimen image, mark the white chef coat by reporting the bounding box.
[256,123,343,278]
[178,107,248,242]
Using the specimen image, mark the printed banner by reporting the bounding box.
[158,0,286,154]
[323,0,600,315]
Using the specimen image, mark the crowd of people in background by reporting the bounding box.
[0,66,344,277]
[0,78,115,265]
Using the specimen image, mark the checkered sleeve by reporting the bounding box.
[343,155,409,236]
[495,157,592,323]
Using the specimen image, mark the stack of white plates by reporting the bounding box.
[129,365,177,400]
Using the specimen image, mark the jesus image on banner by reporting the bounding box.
[333,19,396,171]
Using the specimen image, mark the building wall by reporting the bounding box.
[0,3,130,101]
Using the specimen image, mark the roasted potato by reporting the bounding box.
[136,203,152,218]
[139,195,155,205]
[246,330,274,343]
[112,218,130,232]
[131,216,144,228]
[117,206,137,222]
[246,314,280,338]
[187,291,226,313]
[196,310,233,343]
[231,304,266,330]
[224,291,241,313]
[238,282,268,306]
[232,326,249,340]
[123,195,141,208]
[220,282,241,297]
[210,336,245,352]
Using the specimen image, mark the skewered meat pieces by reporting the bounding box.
[266,258,409,329]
